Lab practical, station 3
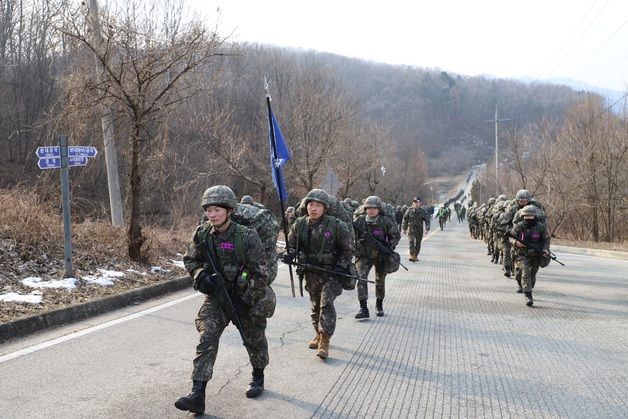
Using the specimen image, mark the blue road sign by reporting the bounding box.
[38,157,61,169]
[68,146,98,158]
[68,156,88,167]
[36,146,60,158]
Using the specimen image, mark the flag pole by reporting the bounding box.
[265,80,296,298]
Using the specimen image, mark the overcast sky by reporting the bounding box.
[191,0,628,93]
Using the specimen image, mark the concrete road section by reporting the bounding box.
[1,221,626,418]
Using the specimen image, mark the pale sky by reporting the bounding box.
[191,0,628,93]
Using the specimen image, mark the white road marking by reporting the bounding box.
[0,292,198,364]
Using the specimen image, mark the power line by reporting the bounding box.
[571,18,628,79]
[544,0,611,78]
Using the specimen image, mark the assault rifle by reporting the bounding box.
[359,230,408,271]
[197,240,250,346]
[279,254,375,284]
[505,231,565,266]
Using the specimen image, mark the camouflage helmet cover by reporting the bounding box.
[240,195,254,204]
[520,205,538,217]
[515,189,532,200]
[363,195,383,209]
[201,185,237,209]
[303,188,330,209]
[497,194,508,201]
[488,197,496,205]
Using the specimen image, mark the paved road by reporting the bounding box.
[1,221,627,418]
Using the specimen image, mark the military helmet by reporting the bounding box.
[303,188,329,209]
[520,205,538,217]
[497,194,508,201]
[488,197,496,205]
[201,185,237,209]
[286,206,295,213]
[240,195,254,204]
[363,195,382,209]
[343,197,353,204]
[515,189,532,200]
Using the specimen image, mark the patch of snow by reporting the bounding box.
[21,277,77,290]
[170,259,184,268]
[83,269,125,286]
[0,291,43,304]
[97,269,125,278]
[126,269,148,276]
[151,266,171,273]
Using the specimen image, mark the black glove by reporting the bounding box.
[233,299,249,316]
[282,252,295,264]
[334,265,349,276]
[195,271,215,295]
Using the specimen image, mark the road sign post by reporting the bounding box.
[34,138,98,278]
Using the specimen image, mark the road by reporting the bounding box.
[1,220,627,418]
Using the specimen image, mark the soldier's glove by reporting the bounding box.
[281,252,295,264]
[195,271,216,295]
[333,265,349,276]
[233,299,249,316]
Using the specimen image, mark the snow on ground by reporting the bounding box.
[170,259,184,268]
[0,291,43,304]
[83,269,126,286]
[21,277,78,290]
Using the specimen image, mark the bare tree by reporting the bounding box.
[59,0,225,260]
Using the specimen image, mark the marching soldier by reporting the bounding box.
[353,196,400,318]
[284,189,354,359]
[402,196,431,261]
[176,185,275,414]
[509,205,551,306]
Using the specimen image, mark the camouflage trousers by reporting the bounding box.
[192,295,268,381]
[305,272,343,336]
[501,239,512,268]
[355,256,386,302]
[407,230,424,256]
[514,255,540,293]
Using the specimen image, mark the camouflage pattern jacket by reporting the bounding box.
[353,215,401,259]
[288,214,354,270]
[184,221,269,306]
[508,220,550,258]
[402,207,431,234]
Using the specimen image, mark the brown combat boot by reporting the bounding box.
[308,332,321,349]
[408,253,418,262]
[316,333,330,359]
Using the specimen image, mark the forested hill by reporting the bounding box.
[305,50,590,175]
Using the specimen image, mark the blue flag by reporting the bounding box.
[268,104,292,202]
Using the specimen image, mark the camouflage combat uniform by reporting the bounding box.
[509,215,550,294]
[288,213,353,336]
[183,221,271,382]
[353,213,400,302]
[402,206,431,260]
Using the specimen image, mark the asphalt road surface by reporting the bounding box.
[1,220,627,418]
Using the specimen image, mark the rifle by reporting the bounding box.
[197,240,250,346]
[505,231,565,266]
[279,255,375,284]
[360,230,408,271]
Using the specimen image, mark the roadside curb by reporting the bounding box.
[552,245,628,261]
[0,276,192,344]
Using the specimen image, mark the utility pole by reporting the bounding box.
[485,105,512,192]
[87,0,124,227]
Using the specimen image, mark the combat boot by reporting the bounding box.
[355,300,370,319]
[525,292,534,307]
[504,265,511,278]
[245,367,264,398]
[174,380,207,414]
[308,331,321,349]
[408,253,418,262]
[376,298,384,317]
[316,333,330,359]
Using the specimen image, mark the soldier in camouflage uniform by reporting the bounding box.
[240,195,266,209]
[176,186,274,415]
[285,189,354,359]
[353,196,400,318]
[402,196,431,261]
[509,205,550,306]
